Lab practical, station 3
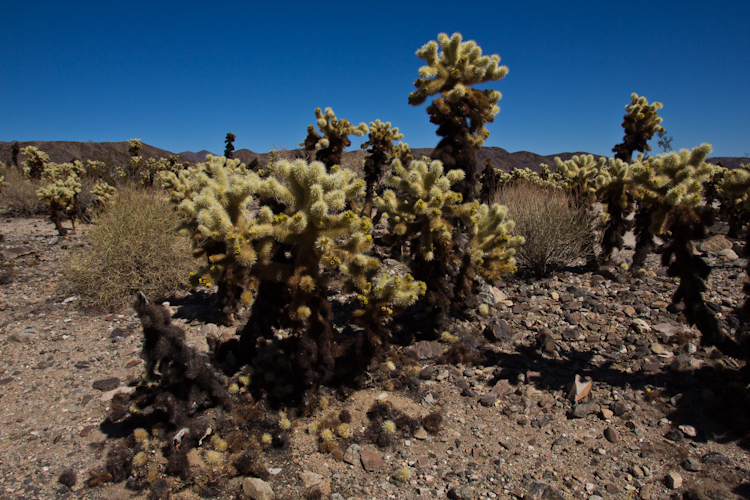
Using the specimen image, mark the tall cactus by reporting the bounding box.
[630,144,722,344]
[409,32,508,202]
[300,107,368,171]
[21,146,49,179]
[612,93,665,162]
[360,119,404,217]
[36,160,86,235]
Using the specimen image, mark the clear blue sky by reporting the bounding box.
[2,1,749,158]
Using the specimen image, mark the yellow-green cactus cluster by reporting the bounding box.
[630,144,714,231]
[91,181,118,210]
[464,203,524,281]
[162,154,259,278]
[613,93,665,161]
[362,120,404,148]
[408,32,507,148]
[495,167,565,191]
[554,155,606,205]
[596,157,634,207]
[377,158,472,259]
[358,272,426,310]
[409,32,507,107]
[21,146,50,179]
[719,163,750,212]
[37,162,84,234]
[391,142,413,166]
[300,107,368,169]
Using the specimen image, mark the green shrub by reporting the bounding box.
[66,187,194,310]
[495,182,595,277]
[0,164,45,215]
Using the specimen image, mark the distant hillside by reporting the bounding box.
[2,140,746,174]
[0,141,192,167]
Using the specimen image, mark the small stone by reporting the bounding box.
[650,343,664,355]
[642,362,660,373]
[447,485,475,500]
[300,471,327,492]
[479,392,497,407]
[525,481,550,499]
[720,248,739,259]
[343,444,361,465]
[484,318,512,342]
[678,425,697,437]
[568,374,593,402]
[665,471,682,489]
[490,379,514,397]
[92,377,120,391]
[623,305,637,317]
[11,327,38,343]
[605,483,619,494]
[604,427,619,443]
[414,427,428,440]
[601,408,614,420]
[360,448,383,472]
[631,318,651,333]
[639,483,655,500]
[570,402,600,418]
[683,457,701,472]
[650,301,668,309]
[243,477,275,500]
[701,452,729,464]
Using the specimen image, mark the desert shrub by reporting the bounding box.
[66,187,194,310]
[0,164,46,215]
[495,182,595,277]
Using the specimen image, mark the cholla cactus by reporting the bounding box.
[596,157,635,261]
[409,32,508,202]
[37,161,85,235]
[612,93,665,162]
[165,156,424,397]
[21,146,50,179]
[224,133,236,159]
[631,144,721,344]
[91,181,118,211]
[360,120,404,217]
[554,154,605,207]
[162,155,259,324]
[300,107,368,171]
[377,158,521,335]
[128,138,143,157]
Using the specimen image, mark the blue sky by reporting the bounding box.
[2,1,749,158]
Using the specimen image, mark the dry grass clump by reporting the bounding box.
[495,182,596,277]
[66,187,195,310]
[0,164,45,215]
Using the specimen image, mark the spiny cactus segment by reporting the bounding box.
[300,107,368,171]
[612,93,665,162]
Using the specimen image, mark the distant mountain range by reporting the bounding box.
[1,140,746,173]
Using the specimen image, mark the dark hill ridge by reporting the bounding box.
[2,141,745,173]
[0,141,193,167]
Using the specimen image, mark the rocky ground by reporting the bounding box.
[1,214,749,500]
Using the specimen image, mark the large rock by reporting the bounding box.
[700,235,732,254]
[406,341,444,360]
